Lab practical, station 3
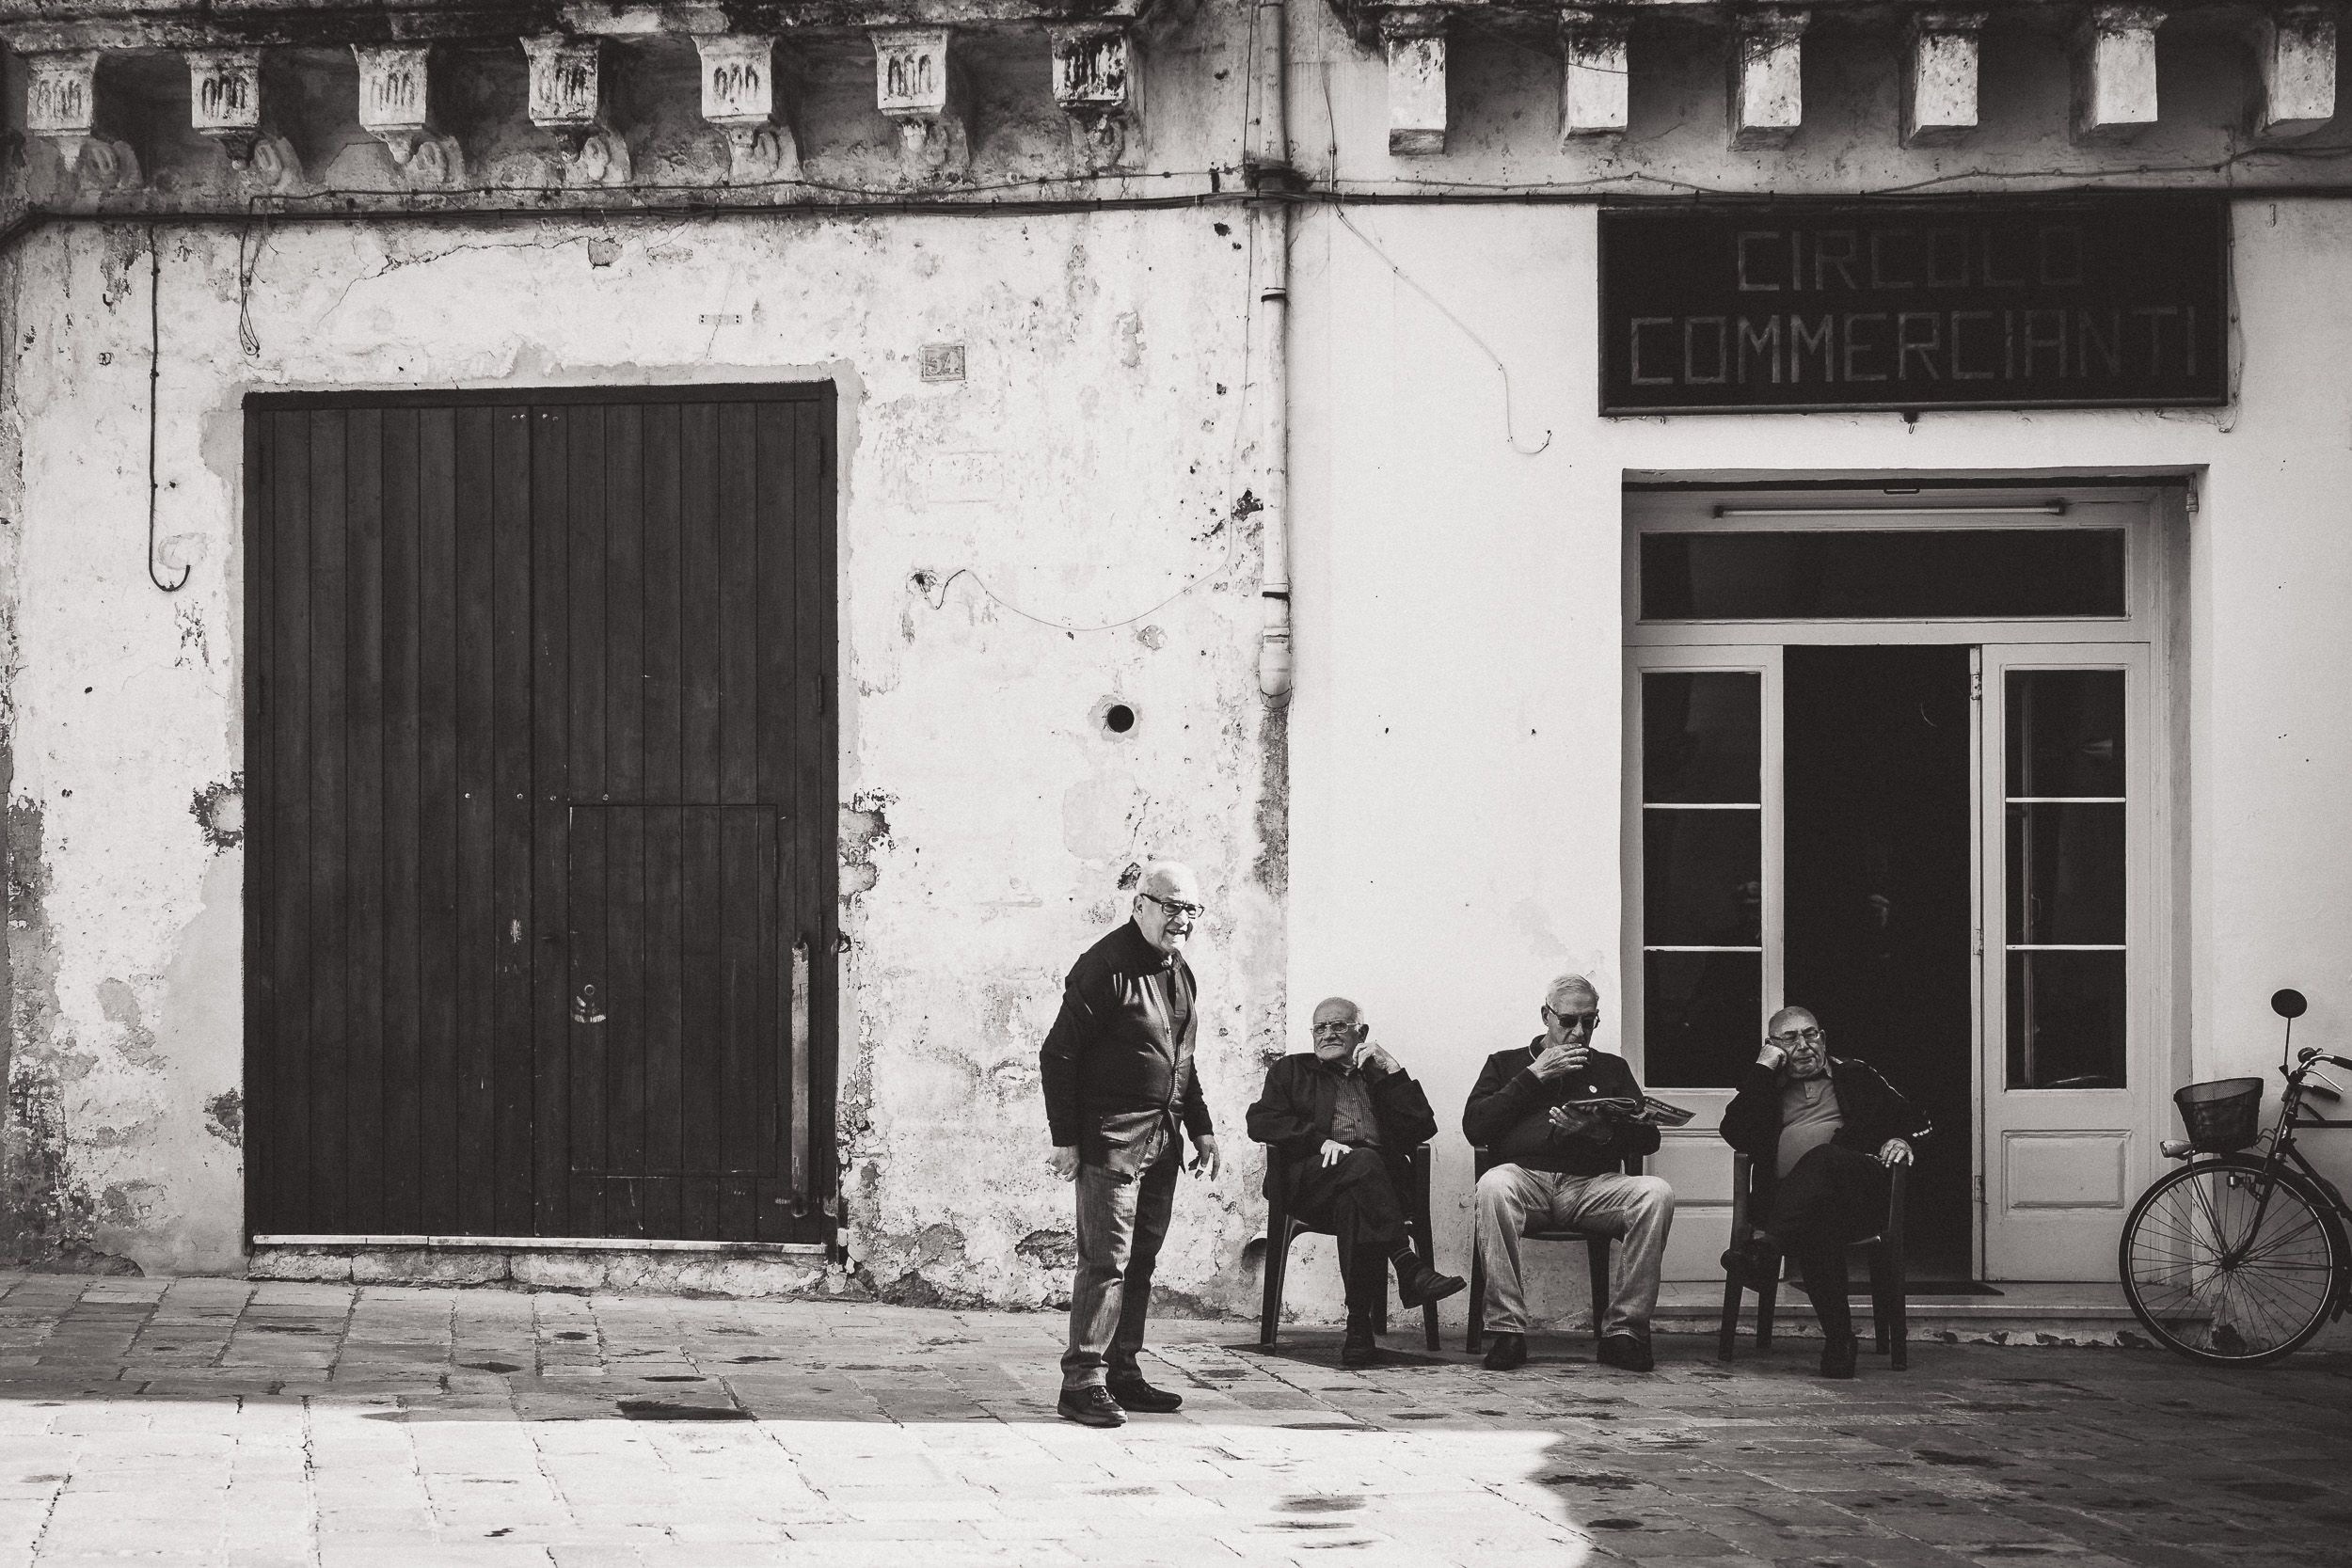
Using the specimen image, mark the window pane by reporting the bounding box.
[2007,950,2126,1089]
[2007,670,2125,798]
[2007,803,2126,944]
[1641,529,2126,621]
[1644,811,1762,946]
[1643,672,1760,804]
[1645,951,1761,1088]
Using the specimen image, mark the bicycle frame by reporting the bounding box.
[2199,1066,2352,1313]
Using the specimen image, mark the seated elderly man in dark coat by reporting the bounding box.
[1248,996,1466,1366]
[1720,1005,1931,1379]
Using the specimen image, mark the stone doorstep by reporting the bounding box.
[246,1243,860,1300]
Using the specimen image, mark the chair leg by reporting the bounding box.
[1870,1247,1891,1354]
[1259,1224,1289,1350]
[1756,1251,1779,1354]
[1889,1239,1909,1371]
[1586,1239,1613,1358]
[1718,1274,1743,1361]
[1409,1153,1441,1354]
[1467,1232,1486,1353]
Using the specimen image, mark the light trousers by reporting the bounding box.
[1475,1164,1675,1339]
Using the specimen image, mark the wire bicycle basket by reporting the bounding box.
[2173,1077,2265,1153]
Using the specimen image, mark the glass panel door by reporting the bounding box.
[1625,646,1780,1281]
[1979,645,2154,1281]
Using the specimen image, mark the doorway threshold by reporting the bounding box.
[1653,1280,2143,1346]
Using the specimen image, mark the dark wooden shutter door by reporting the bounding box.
[246,388,835,1244]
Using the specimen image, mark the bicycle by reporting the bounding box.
[2118,989,2352,1366]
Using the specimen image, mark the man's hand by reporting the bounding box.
[1319,1138,1352,1168]
[1356,1040,1403,1078]
[1048,1145,1080,1181]
[1547,1103,1611,1143]
[1189,1134,1222,1180]
[1756,1041,1788,1070]
[1878,1138,1914,1167]
[1531,1042,1590,1081]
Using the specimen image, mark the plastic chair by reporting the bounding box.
[1259,1143,1441,1352]
[1466,1148,1645,1355]
[1718,1149,1908,1370]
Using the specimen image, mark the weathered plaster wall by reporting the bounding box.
[0,206,1284,1307]
[1288,194,2352,1327]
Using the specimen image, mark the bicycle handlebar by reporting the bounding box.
[2291,1047,2352,1075]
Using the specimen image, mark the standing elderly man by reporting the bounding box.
[1720,1006,1929,1378]
[1040,861,1222,1428]
[1248,997,1466,1367]
[1464,975,1676,1372]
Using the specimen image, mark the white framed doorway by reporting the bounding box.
[1623,483,2180,1283]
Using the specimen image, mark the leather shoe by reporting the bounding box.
[1481,1331,1527,1371]
[1057,1385,1128,1427]
[1820,1335,1860,1379]
[1397,1263,1468,1309]
[1597,1334,1655,1372]
[1342,1320,1380,1368]
[1105,1374,1184,1413]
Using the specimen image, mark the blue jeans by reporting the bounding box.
[1061,1148,1180,1390]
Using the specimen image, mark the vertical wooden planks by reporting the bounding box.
[417,407,461,1236]
[381,409,422,1234]
[490,406,535,1235]
[559,405,607,1236]
[716,808,758,1239]
[795,397,838,1220]
[268,411,312,1233]
[679,805,721,1240]
[307,409,350,1231]
[243,412,276,1234]
[566,808,608,1237]
[753,404,798,1233]
[643,803,684,1238]
[343,409,388,1235]
[530,405,574,1237]
[453,406,499,1235]
[604,407,647,1237]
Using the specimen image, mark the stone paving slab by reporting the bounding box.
[0,1274,2334,1564]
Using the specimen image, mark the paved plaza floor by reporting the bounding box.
[0,1273,2342,1566]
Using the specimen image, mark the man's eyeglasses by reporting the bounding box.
[1544,1007,1600,1032]
[1140,893,1205,920]
[1770,1026,1826,1046]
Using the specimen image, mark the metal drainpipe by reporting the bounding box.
[1248,0,1294,706]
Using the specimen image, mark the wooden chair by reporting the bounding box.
[1465,1148,1645,1355]
[1259,1143,1441,1352]
[1718,1149,1908,1370]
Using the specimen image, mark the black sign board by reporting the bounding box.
[1598,199,2229,416]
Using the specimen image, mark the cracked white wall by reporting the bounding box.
[1,212,1285,1302]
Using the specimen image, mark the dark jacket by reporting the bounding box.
[1461,1039,1662,1176]
[1039,921,1213,1176]
[1247,1053,1438,1203]
[1719,1054,1931,1210]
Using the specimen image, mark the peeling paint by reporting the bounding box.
[191,775,243,850]
[202,1088,243,1148]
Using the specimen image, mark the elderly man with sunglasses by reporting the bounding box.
[1719,1006,1930,1379]
[1040,861,1222,1428]
[1464,975,1676,1372]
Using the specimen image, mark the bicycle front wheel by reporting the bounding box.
[2120,1158,2344,1367]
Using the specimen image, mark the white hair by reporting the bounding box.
[1544,974,1601,1011]
[1138,860,1197,896]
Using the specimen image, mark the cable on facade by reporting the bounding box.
[1330,206,1550,456]
[148,225,190,594]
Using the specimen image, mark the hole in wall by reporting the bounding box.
[1104,703,1136,735]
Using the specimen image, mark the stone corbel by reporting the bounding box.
[2249,5,2337,137]
[1559,9,1631,142]
[1729,8,1809,150]
[24,50,139,192]
[1902,11,1986,148]
[1380,10,1449,157]
[695,35,797,182]
[354,45,465,187]
[1050,24,1136,169]
[873,26,968,175]
[2072,4,2164,144]
[186,50,302,193]
[523,34,630,185]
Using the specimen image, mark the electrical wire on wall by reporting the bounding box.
[148,226,189,594]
